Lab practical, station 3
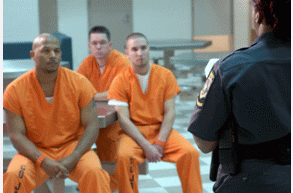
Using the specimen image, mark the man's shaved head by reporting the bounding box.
[32,33,60,50]
[30,33,62,74]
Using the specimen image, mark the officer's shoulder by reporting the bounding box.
[216,47,252,72]
[221,47,250,62]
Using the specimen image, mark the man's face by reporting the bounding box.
[125,37,150,68]
[88,33,112,59]
[30,37,62,73]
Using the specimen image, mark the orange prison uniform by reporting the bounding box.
[77,49,130,191]
[3,67,111,193]
[108,64,203,193]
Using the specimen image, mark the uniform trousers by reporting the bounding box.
[3,140,111,193]
[213,159,291,193]
[116,125,203,193]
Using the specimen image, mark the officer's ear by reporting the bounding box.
[255,9,265,24]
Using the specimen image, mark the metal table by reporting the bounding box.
[96,101,117,128]
[148,39,212,69]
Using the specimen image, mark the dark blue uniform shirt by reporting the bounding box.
[188,31,291,145]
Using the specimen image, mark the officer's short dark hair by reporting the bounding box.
[89,26,111,41]
[252,0,290,40]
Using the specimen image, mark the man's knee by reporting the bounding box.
[77,164,110,184]
[4,166,34,193]
[81,162,102,174]
[5,164,28,181]
[182,145,200,159]
[4,170,19,183]
[117,149,134,161]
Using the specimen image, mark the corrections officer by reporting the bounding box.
[187,0,291,192]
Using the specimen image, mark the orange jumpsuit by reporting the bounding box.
[3,67,111,193]
[77,50,130,191]
[108,64,203,193]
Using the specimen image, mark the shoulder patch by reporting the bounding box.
[196,70,215,108]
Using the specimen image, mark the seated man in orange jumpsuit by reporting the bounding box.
[108,33,203,193]
[77,26,130,192]
[3,33,111,193]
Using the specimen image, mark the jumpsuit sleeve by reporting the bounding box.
[107,75,129,103]
[78,76,97,109]
[164,71,181,102]
[77,57,91,80]
[3,85,22,116]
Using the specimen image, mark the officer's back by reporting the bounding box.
[187,0,291,192]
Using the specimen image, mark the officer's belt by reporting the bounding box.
[238,143,273,160]
[238,134,290,164]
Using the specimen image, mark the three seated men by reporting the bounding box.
[3,32,203,193]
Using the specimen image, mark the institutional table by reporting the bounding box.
[148,39,212,69]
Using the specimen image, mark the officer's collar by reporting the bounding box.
[250,31,276,47]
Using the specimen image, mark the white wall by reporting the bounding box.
[3,0,39,42]
[193,0,233,36]
[57,0,89,71]
[88,0,133,54]
[3,0,251,67]
[133,0,192,39]
[133,0,193,60]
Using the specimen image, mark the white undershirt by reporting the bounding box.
[135,66,151,94]
[108,65,152,106]
[46,97,54,104]
[99,66,105,74]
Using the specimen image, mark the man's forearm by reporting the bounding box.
[118,116,151,149]
[10,133,42,163]
[94,91,108,101]
[157,109,175,142]
[71,123,100,159]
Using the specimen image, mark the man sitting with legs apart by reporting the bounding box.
[3,33,111,193]
[108,32,203,193]
[77,26,130,193]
